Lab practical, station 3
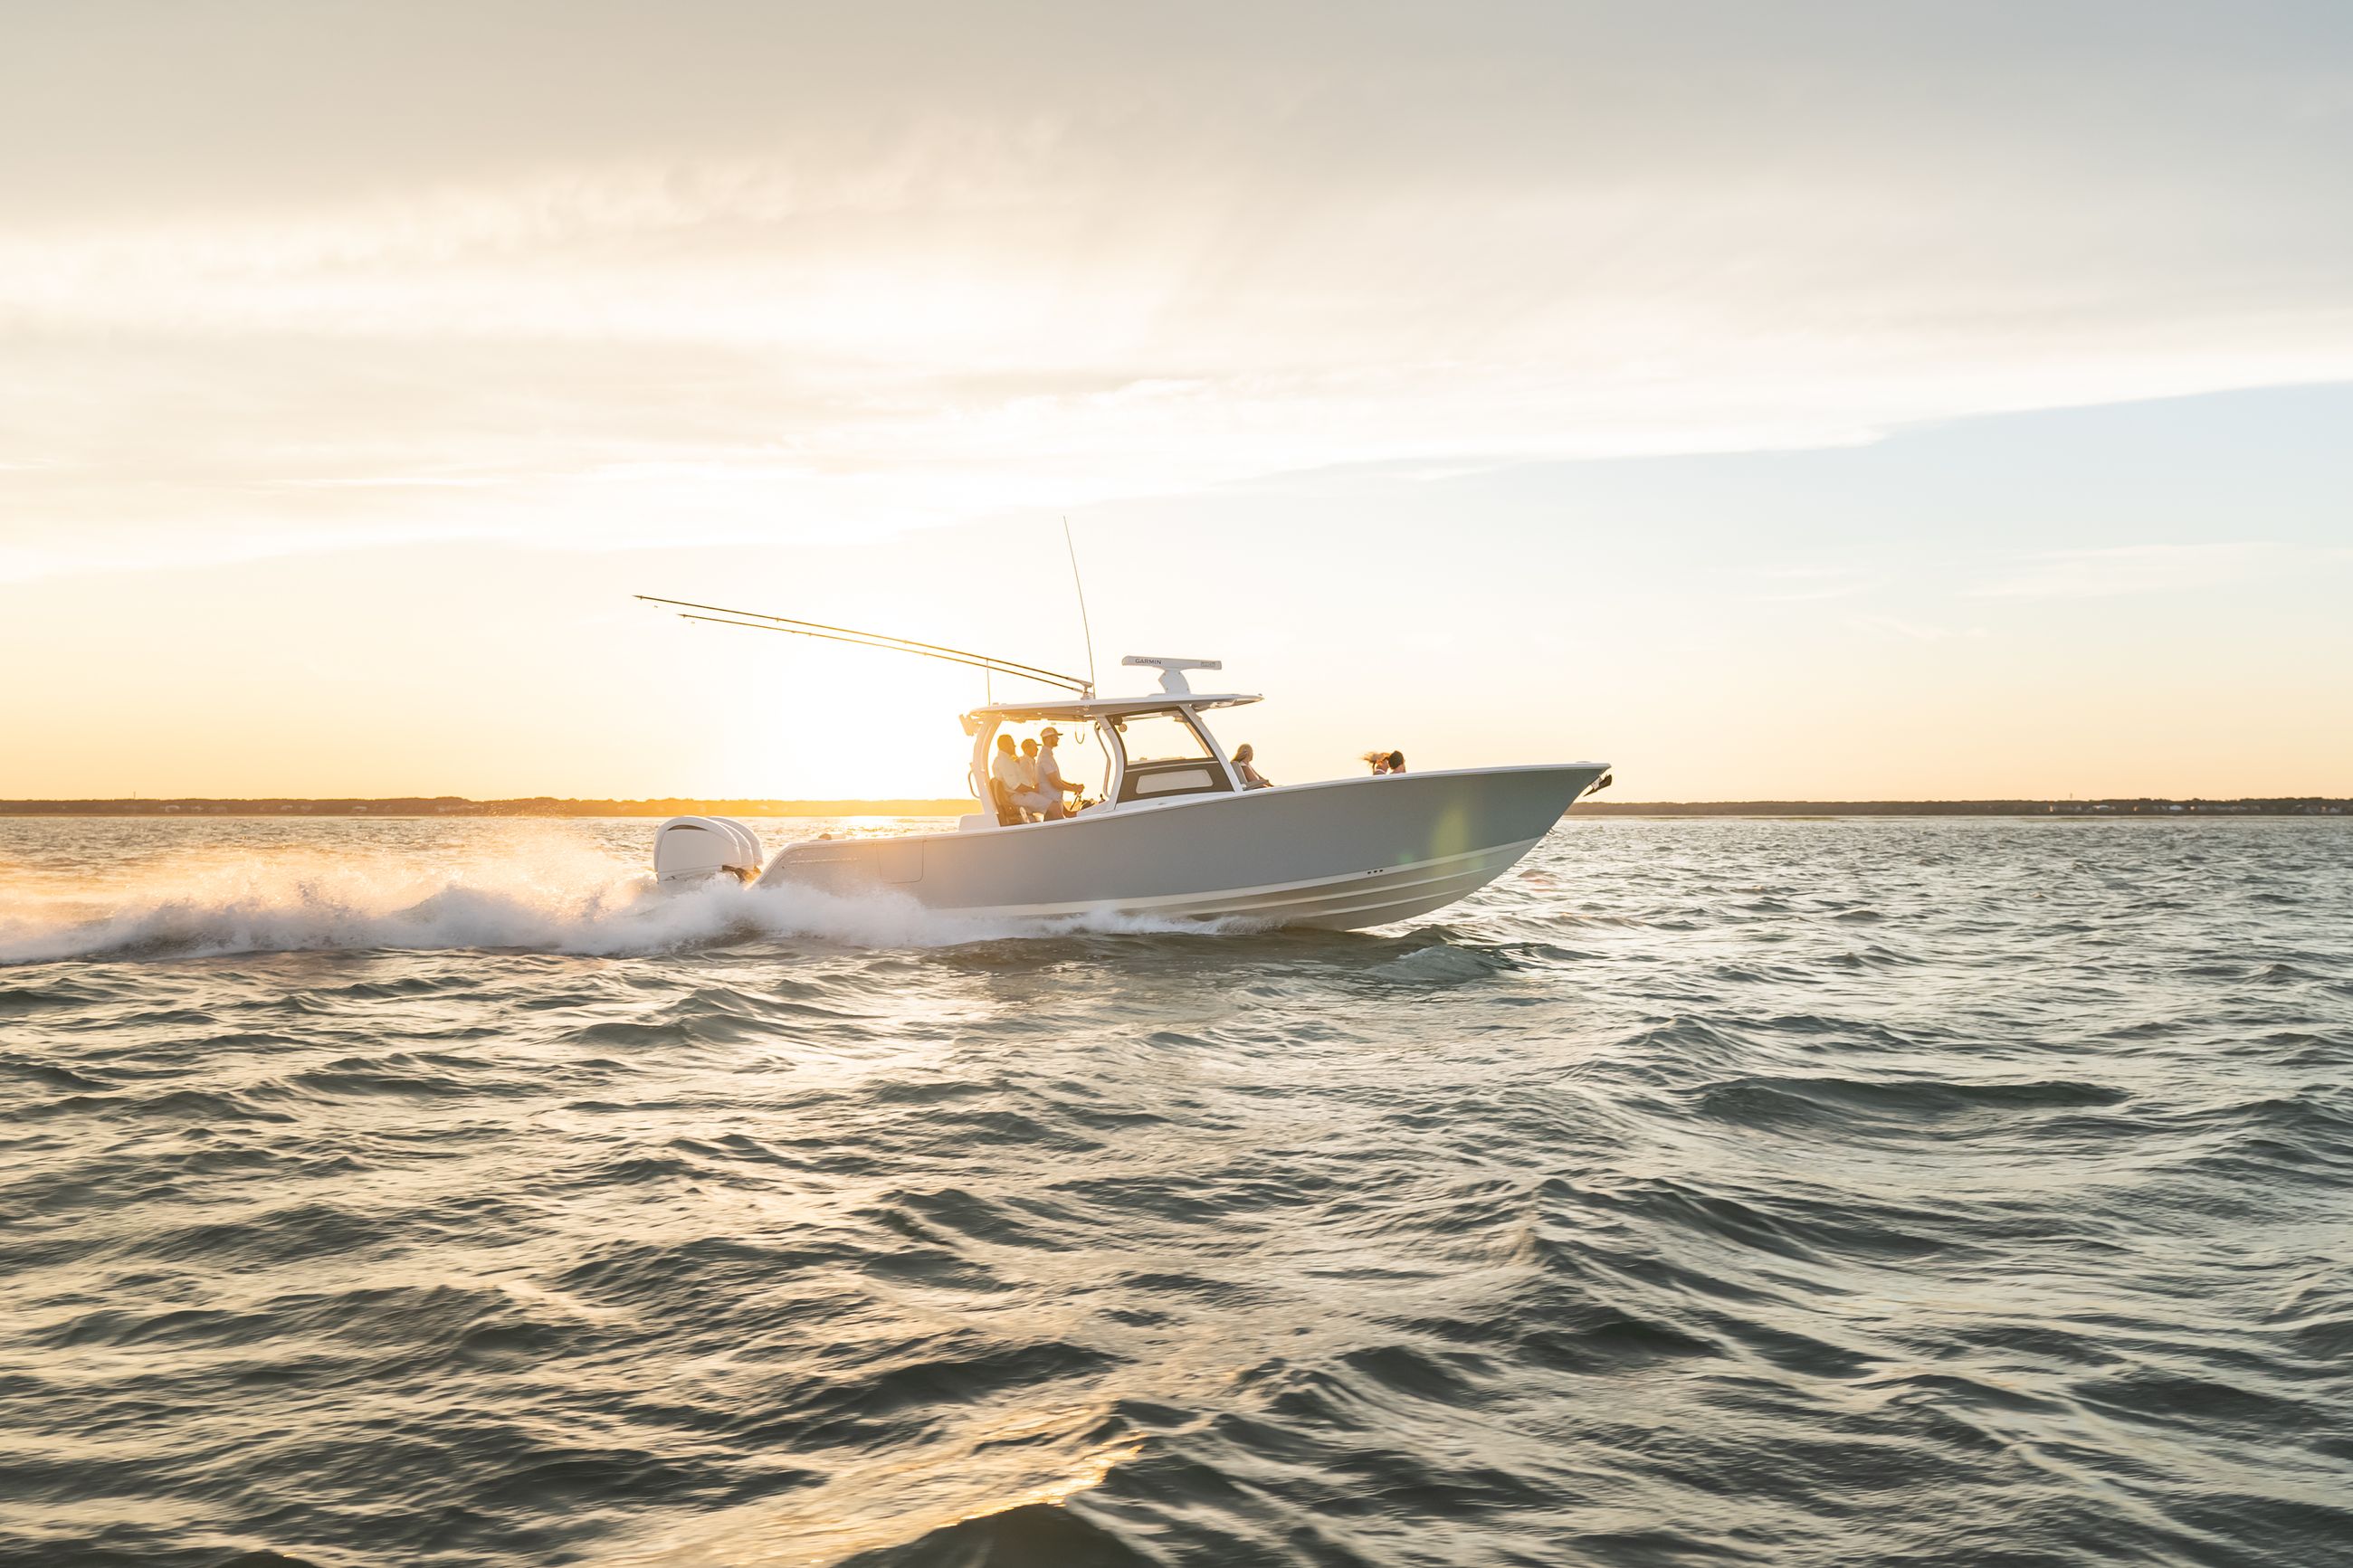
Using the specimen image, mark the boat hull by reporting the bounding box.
[757,764,1608,930]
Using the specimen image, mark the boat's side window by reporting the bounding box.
[1110,709,1231,804]
[1114,713,1212,764]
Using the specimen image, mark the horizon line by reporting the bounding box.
[4,794,2348,820]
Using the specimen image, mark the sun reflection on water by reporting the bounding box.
[598,1415,1141,1566]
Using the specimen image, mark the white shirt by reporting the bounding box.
[990,751,1031,794]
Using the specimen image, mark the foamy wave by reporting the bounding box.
[0,841,1224,964]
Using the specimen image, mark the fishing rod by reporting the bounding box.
[637,595,1095,695]
[671,612,1092,693]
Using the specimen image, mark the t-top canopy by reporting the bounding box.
[965,693,1263,725]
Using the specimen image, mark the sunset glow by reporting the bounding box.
[4,4,2348,800]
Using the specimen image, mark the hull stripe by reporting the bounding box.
[934,836,1545,922]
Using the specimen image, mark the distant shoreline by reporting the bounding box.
[0,798,986,819]
[1576,799,2349,818]
[2,795,2345,819]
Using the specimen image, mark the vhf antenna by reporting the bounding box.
[1062,516,1097,698]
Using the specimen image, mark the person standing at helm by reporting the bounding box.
[1013,736,1068,822]
[1034,725,1087,815]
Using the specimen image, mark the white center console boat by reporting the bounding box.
[645,604,1612,931]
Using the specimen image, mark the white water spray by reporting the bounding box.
[0,830,1225,965]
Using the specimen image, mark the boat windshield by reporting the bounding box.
[1114,711,1212,764]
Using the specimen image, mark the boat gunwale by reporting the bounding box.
[769,761,1613,854]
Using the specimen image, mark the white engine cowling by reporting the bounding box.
[653,816,765,885]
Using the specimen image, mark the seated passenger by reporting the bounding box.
[988,734,1030,824]
[1384,750,1407,775]
[1364,749,1392,775]
[1234,742,1272,789]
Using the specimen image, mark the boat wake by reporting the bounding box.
[0,840,1228,965]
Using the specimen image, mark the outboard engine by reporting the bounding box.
[653,816,765,886]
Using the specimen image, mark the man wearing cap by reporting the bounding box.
[1031,725,1087,819]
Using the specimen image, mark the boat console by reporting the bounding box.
[964,677,1264,821]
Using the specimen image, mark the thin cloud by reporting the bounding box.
[1844,614,1987,642]
[1972,543,2280,599]
[4,4,2351,565]
[1743,565,1882,603]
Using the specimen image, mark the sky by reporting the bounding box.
[2,0,2348,801]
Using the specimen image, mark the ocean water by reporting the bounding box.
[3,814,2349,1568]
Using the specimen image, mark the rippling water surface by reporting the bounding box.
[4,815,2350,1567]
